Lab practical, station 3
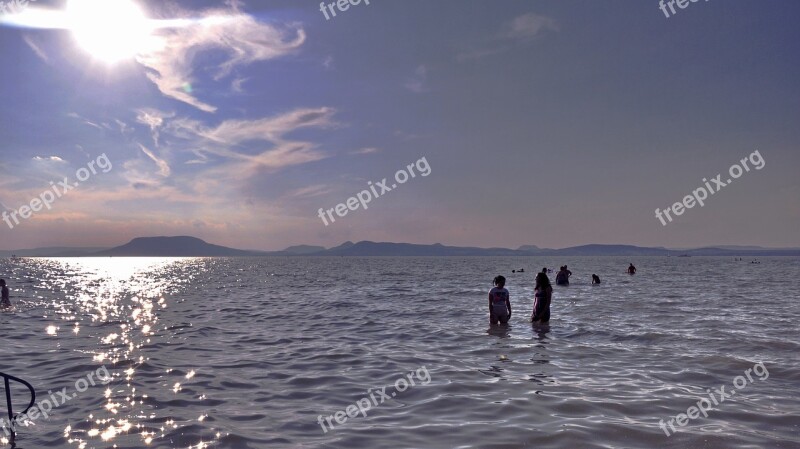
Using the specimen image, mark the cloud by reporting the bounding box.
[504,13,559,41]
[405,65,429,93]
[136,8,306,112]
[136,108,174,147]
[287,184,331,199]
[457,12,558,62]
[23,34,50,64]
[195,107,335,145]
[231,77,248,93]
[67,112,104,130]
[138,144,171,177]
[32,156,65,163]
[322,55,334,70]
[350,147,380,155]
[115,119,134,136]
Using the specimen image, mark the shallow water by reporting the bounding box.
[0,256,798,449]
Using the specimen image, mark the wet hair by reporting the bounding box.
[535,273,551,291]
[542,267,547,273]
[493,275,506,287]
[0,279,5,286]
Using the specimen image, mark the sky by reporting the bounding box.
[0,0,798,251]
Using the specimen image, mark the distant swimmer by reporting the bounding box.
[531,273,552,323]
[0,279,10,308]
[628,263,637,275]
[518,268,525,273]
[592,274,601,284]
[555,266,570,286]
[489,275,511,325]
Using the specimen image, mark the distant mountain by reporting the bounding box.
[94,236,256,257]
[545,244,670,256]
[312,241,800,257]
[0,247,109,257]
[281,245,326,255]
[322,241,523,256]
[4,237,799,257]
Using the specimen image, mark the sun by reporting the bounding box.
[66,0,151,64]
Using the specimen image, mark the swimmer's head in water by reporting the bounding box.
[493,275,506,287]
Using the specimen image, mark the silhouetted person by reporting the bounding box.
[555,266,569,286]
[0,279,10,308]
[531,273,552,323]
[628,263,636,275]
[592,274,601,284]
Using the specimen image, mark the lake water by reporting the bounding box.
[0,256,798,449]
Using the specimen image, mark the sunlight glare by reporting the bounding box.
[66,0,150,63]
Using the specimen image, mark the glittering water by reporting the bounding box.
[0,256,798,449]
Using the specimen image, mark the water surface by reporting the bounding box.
[1,256,798,449]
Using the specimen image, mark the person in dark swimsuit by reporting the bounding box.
[628,263,637,275]
[555,266,569,285]
[531,273,552,323]
[592,274,601,284]
[0,279,10,308]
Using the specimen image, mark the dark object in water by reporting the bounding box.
[1,372,36,443]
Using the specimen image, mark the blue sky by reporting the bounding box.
[0,0,798,251]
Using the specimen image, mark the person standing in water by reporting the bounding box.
[628,263,637,275]
[488,275,511,325]
[0,279,10,308]
[531,273,552,323]
[592,274,601,284]
[555,266,569,285]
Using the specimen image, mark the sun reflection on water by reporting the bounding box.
[22,257,224,448]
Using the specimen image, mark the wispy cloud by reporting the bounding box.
[350,147,380,155]
[323,55,334,70]
[287,184,331,199]
[405,65,429,93]
[67,112,104,130]
[136,7,306,112]
[136,108,174,147]
[138,143,171,177]
[32,156,65,163]
[504,13,559,41]
[458,12,558,62]
[231,77,248,93]
[22,34,50,64]
[156,107,336,185]
[195,107,335,145]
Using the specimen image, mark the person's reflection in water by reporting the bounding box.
[486,324,511,339]
[528,323,552,390]
[532,322,550,342]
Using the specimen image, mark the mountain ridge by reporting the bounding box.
[3,236,799,257]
